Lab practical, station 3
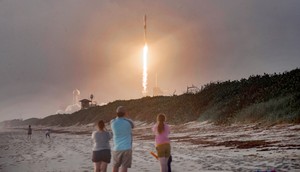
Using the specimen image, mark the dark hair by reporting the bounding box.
[29,125,31,128]
[157,113,166,134]
[117,112,125,117]
[97,120,105,131]
[116,106,126,117]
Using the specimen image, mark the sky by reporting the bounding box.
[0,0,300,121]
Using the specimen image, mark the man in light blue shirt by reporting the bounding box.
[111,106,134,172]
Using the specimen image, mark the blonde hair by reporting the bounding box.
[157,113,166,134]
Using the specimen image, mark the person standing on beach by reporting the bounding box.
[45,129,51,139]
[91,120,112,172]
[152,113,171,172]
[111,106,134,172]
[27,125,32,139]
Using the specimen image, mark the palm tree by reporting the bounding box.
[90,94,94,105]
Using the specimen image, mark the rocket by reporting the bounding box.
[144,14,147,44]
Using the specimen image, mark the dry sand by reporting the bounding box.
[0,122,300,172]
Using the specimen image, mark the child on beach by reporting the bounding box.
[27,125,32,139]
[45,129,50,139]
[152,113,171,172]
[91,120,112,172]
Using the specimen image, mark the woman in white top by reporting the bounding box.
[91,120,112,172]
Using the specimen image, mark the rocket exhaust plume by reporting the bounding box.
[142,15,148,96]
[142,44,148,95]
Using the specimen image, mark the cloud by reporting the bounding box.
[56,104,81,114]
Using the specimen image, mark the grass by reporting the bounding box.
[1,68,299,127]
[233,94,300,124]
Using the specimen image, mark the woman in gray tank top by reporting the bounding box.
[91,120,112,172]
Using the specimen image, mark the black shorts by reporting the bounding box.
[92,149,111,163]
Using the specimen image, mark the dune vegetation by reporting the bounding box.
[2,68,299,127]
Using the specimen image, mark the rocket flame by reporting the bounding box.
[142,44,148,96]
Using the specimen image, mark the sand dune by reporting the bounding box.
[0,122,299,172]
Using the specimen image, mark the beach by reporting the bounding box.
[1,122,300,172]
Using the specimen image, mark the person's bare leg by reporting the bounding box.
[159,157,168,172]
[94,162,101,172]
[164,158,169,172]
[112,167,119,172]
[100,161,108,172]
[120,167,127,172]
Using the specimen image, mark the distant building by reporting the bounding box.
[79,99,92,109]
[186,85,200,94]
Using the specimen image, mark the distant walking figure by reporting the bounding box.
[152,114,172,172]
[111,106,134,172]
[92,120,112,172]
[27,125,32,139]
[45,129,51,139]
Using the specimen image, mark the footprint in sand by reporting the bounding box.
[23,154,32,160]
[58,159,64,162]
